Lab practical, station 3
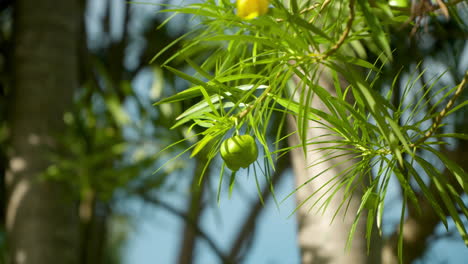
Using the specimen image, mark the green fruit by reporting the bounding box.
[220,135,258,171]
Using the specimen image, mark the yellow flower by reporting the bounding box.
[237,0,269,20]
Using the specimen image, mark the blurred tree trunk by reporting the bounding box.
[288,72,381,264]
[177,154,209,264]
[6,1,80,264]
[382,140,468,264]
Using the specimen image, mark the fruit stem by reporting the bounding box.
[237,85,272,120]
[411,70,468,147]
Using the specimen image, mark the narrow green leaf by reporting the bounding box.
[204,35,278,48]
[423,146,468,194]
[416,155,468,244]
[175,94,224,121]
[185,57,215,81]
[163,65,216,91]
[407,158,448,228]
[335,54,380,71]
[287,14,332,42]
[154,86,204,105]
[191,133,215,157]
[159,7,221,18]
[366,209,375,254]
[436,133,468,140]
[357,0,392,59]
[217,163,226,204]
[268,94,320,121]
[229,171,237,197]
[150,29,195,64]
[398,192,407,263]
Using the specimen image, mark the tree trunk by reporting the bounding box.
[382,140,468,264]
[80,190,110,264]
[6,1,80,263]
[288,72,381,264]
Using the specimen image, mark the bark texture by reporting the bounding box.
[288,71,381,264]
[6,1,80,263]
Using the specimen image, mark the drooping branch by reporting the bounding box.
[176,153,209,264]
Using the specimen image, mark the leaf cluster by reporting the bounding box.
[153,0,468,258]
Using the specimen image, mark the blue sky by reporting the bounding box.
[123,169,301,264]
[123,165,468,264]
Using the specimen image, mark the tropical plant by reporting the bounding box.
[153,0,468,262]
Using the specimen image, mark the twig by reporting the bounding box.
[237,83,273,120]
[320,0,333,10]
[430,0,464,12]
[300,3,321,14]
[411,71,468,147]
[434,0,450,18]
[140,193,233,264]
[321,0,356,59]
[275,3,320,23]
[275,0,353,49]
[391,0,464,13]
[394,0,464,35]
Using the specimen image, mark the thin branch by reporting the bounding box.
[321,0,356,59]
[237,83,273,120]
[393,0,465,34]
[301,3,321,14]
[391,0,464,13]
[227,155,288,262]
[320,0,333,11]
[411,70,468,147]
[430,0,464,12]
[103,0,111,39]
[176,153,209,264]
[122,0,131,44]
[434,0,450,18]
[140,193,233,264]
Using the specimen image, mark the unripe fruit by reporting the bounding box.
[220,135,258,171]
